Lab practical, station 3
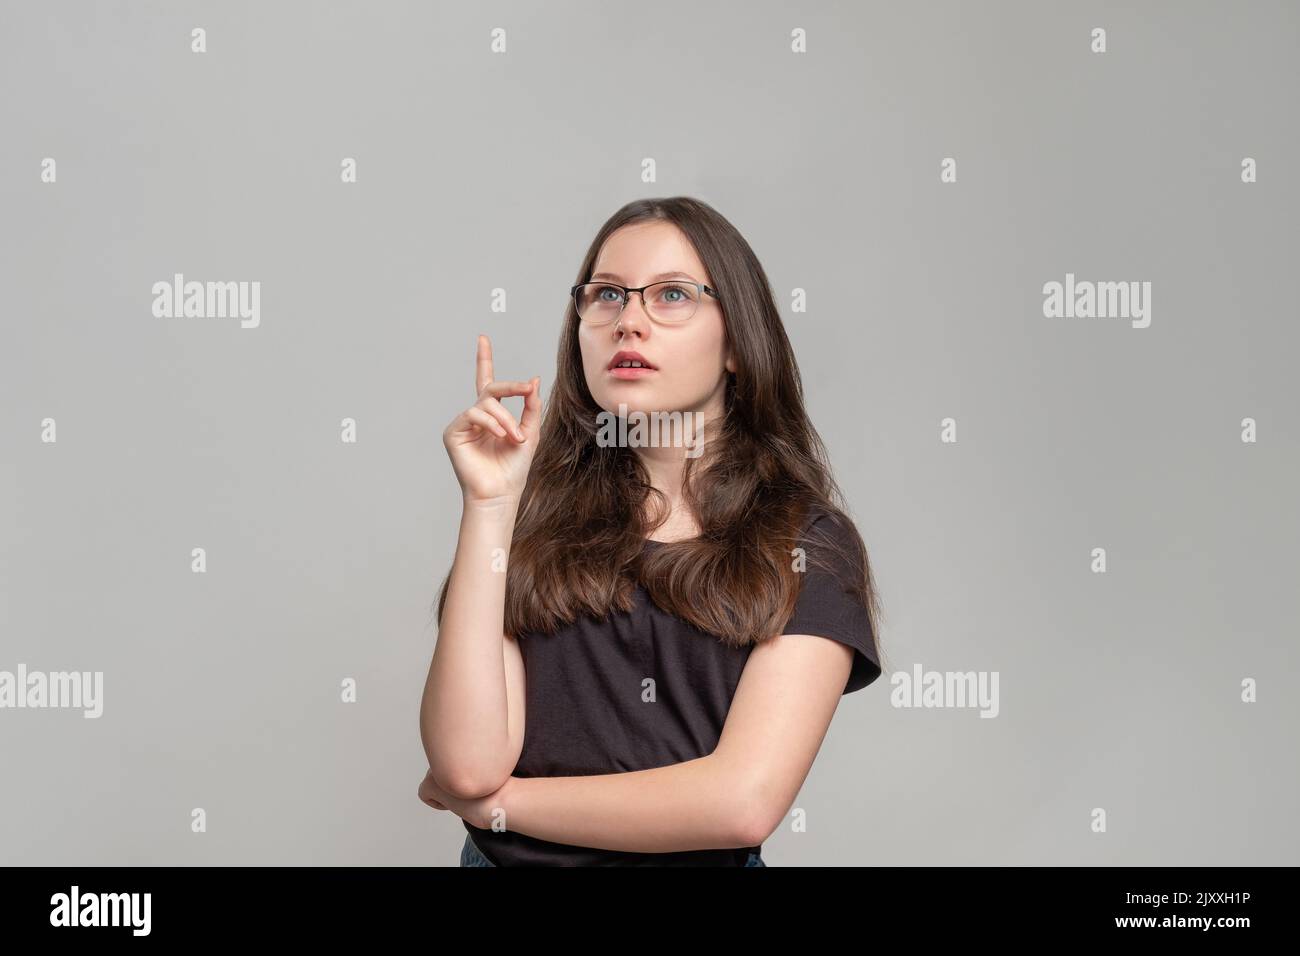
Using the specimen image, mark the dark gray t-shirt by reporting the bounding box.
[463,511,880,865]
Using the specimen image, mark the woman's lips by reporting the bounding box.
[608,366,657,380]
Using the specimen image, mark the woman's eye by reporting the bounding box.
[597,287,622,302]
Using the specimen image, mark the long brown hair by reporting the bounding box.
[437,197,882,661]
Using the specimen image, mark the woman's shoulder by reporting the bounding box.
[796,505,864,552]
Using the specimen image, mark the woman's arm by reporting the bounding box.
[431,632,855,852]
[420,499,526,798]
[420,337,540,799]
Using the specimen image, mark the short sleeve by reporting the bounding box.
[780,512,881,695]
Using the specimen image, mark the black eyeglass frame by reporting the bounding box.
[569,280,721,324]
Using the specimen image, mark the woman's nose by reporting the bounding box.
[615,295,651,335]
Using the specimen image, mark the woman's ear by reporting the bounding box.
[724,347,737,375]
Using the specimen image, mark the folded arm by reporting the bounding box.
[420,500,528,797]
[471,632,854,853]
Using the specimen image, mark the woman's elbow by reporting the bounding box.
[422,729,514,799]
[725,771,785,847]
[434,763,512,800]
[732,799,782,848]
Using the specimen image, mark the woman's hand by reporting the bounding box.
[442,335,542,507]
[417,767,512,831]
[417,768,449,811]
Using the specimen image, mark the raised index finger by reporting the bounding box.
[476,335,494,395]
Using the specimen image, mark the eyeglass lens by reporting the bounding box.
[575,282,701,324]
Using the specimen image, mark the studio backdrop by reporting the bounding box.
[1,0,1297,865]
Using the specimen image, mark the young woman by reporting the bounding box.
[417,196,884,866]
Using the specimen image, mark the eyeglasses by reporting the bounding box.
[570,280,720,326]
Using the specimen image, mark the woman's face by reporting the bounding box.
[578,220,735,419]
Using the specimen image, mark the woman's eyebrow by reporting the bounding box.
[590,271,699,283]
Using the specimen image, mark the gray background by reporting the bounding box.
[2,0,1297,865]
